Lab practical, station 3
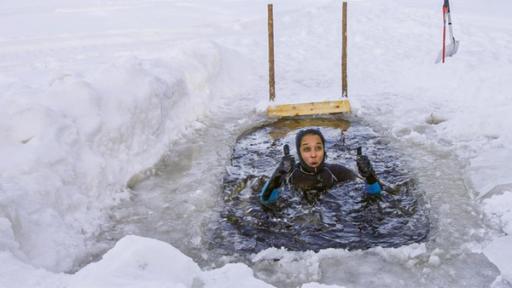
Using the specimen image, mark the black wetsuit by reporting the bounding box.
[259,128,381,205]
[287,163,356,202]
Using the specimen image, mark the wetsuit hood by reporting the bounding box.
[295,128,327,174]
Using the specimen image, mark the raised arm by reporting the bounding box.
[259,144,295,205]
[356,147,382,195]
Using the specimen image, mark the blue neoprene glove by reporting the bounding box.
[259,180,281,205]
[366,181,382,195]
[356,153,382,195]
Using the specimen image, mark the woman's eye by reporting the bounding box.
[303,147,311,152]
[315,146,323,151]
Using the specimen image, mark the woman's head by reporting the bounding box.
[295,128,326,170]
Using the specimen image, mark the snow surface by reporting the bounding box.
[1,0,512,287]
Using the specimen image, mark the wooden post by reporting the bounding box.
[268,4,276,101]
[341,1,348,98]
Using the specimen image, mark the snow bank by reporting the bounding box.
[1,235,275,288]
[0,39,254,272]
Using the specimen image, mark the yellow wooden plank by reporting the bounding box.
[267,100,351,117]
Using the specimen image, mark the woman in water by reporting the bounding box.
[259,128,382,205]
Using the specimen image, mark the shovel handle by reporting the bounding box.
[442,6,447,63]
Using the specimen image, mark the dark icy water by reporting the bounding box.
[208,116,430,254]
[99,113,503,288]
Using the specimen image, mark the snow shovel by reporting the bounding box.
[436,0,459,63]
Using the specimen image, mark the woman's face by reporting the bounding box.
[299,134,324,168]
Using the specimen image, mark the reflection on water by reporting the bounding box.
[208,115,430,255]
[239,116,351,140]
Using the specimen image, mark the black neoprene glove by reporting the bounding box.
[356,154,378,184]
[271,144,295,184]
[277,145,295,175]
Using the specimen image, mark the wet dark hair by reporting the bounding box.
[295,128,327,169]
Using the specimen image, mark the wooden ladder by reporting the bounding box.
[266,2,351,117]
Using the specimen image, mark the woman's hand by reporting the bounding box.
[356,155,377,184]
[276,144,295,176]
[356,147,382,195]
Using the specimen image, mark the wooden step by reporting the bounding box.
[267,99,351,117]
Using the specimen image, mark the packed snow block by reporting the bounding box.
[484,235,512,284]
[71,235,201,288]
[301,283,347,288]
[482,190,512,235]
[200,263,275,288]
[468,149,512,199]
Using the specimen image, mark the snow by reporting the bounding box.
[483,191,512,235]
[1,0,512,287]
[69,235,204,288]
[485,236,512,284]
[1,235,274,288]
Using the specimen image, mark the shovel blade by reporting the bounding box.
[445,39,459,57]
[435,39,460,63]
